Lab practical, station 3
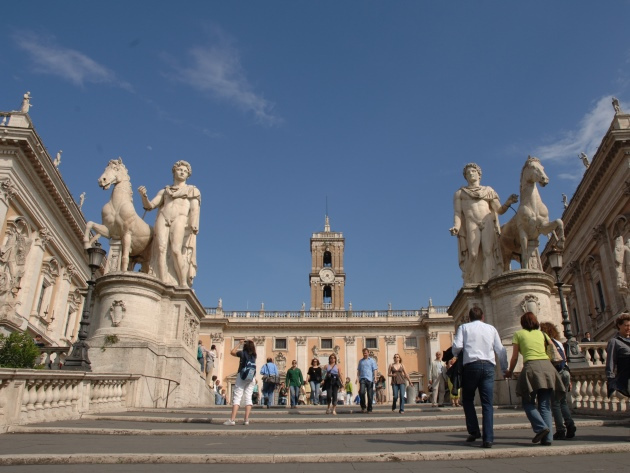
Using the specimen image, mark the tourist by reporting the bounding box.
[447,358,461,407]
[196,340,208,372]
[252,379,260,405]
[540,322,576,440]
[452,307,507,448]
[375,374,387,404]
[307,358,323,406]
[504,312,565,446]
[356,348,378,413]
[285,360,304,408]
[205,344,217,381]
[298,381,307,405]
[606,313,630,401]
[278,383,288,406]
[224,339,257,426]
[429,351,447,407]
[260,357,279,408]
[344,377,354,405]
[323,354,343,415]
[388,354,411,413]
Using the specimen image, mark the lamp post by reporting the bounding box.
[63,242,106,371]
[547,249,587,364]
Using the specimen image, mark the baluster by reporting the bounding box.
[51,380,61,418]
[593,379,603,411]
[21,381,33,423]
[570,377,581,409]
[579,376,589,409]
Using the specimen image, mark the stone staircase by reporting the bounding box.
[1,404,629,469]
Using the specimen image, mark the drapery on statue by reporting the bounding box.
[500,156,565,271]
[84,158,153,272]
[138,161,200,287]
[450,163,518,285]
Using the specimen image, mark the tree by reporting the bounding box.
[0,332,41,369]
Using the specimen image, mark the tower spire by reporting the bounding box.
[324,196,330,232]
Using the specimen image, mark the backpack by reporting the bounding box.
[240,352,256,382]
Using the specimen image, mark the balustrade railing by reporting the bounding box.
[38,346,70,370]
[202,307,449,319]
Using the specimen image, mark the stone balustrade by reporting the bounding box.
[203,306,450,319]
[37,346,70,370]
[0,369,139,432]
[580,342,607,366]
[569,365,627,414]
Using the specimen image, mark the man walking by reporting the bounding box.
[260,357,279,408]
[356,348,378,413]
[452,307,507,449]
[429,351,447,407]
[285,360,304,408]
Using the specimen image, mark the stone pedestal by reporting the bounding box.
[449,269,564,405]
[86,272,212,408]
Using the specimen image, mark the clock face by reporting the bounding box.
[319,268,335,283]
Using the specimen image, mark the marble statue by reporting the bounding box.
[53,150,62,168]
[613,97,622,114]
[20,92,32,113]
[562,193,568,210]
[84,158,153,272]
[579,152,590,168]
[450,163,518,284]
[500,157,565,271]
[139,160,200,287]
[0,218,32,298]
[79,192,86,210]
[218,298,222,309]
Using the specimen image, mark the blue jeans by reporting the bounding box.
[461,361,495,443]
[551,369,574,434]
[310,381,321,405]
[289,385,300,407]
[198,358,204,371]
[262,382,275,407]
[359,379,374,411]
[392,384,405,412]
[523,388,553,443]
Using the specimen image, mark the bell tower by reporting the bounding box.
[310,215,345,310]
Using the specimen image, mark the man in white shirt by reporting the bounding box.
[452,307,507,449]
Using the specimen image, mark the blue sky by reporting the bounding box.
[3,1,629,311]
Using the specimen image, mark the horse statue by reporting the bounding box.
[500,156,565,271]
[83,158,153,272]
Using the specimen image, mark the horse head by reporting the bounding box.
[521,156,549,189]
[98,157,129,190]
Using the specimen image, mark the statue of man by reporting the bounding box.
[450,163,518,284]
[20,92,32,113]
[138,161,201,287]
[579,152,590,168]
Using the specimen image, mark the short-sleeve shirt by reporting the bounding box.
[512,329,548,362]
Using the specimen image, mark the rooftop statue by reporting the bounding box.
[579,152,590,169]
[20,92,32,113]
[138,161,200,287]
[450,163,518,285]
[83,158,153,272]
[53,150,62,168]
[500,156,565,271]
[613,97,623,115]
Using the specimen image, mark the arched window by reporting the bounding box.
[323,285,332,309]
[323,251,332,267]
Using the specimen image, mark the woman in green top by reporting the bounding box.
[504,312,565,446]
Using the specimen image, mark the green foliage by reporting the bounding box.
[0,332,41,369]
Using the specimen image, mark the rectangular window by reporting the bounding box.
[274,338,287,350]
[404,337,418,349]
[365,337,377,349]
[321,338,333,349]
[596,281,606,311]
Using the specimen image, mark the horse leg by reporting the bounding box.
[538,220,565,249]
[519,229,529,269]
[121,231,132,271]
[85,222,111,249]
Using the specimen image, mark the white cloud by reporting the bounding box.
[15,32,132,91]
[165,40,280,126]
[533,96,618,168]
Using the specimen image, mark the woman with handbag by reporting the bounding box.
[606,313,630,399]
[322,354,343,415]
[260,357,279,408]
[388,354,411,413]
[224,339,257,426]
[504,312,565,446]
[307,358,323,406]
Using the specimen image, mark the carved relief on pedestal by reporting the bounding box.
[429,331,438,340]
[384,335,397,345]
[181,309,198,349]
[108,300,126,327]
[275,352,287,371]
[520,294,540,315]
[343,336,355,345]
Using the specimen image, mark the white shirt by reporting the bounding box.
[452,320,508,371]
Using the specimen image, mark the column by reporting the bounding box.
[18,228,51,319]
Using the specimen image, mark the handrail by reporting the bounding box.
[140,375,180,408]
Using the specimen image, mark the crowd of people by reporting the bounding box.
[204,310,628,450]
